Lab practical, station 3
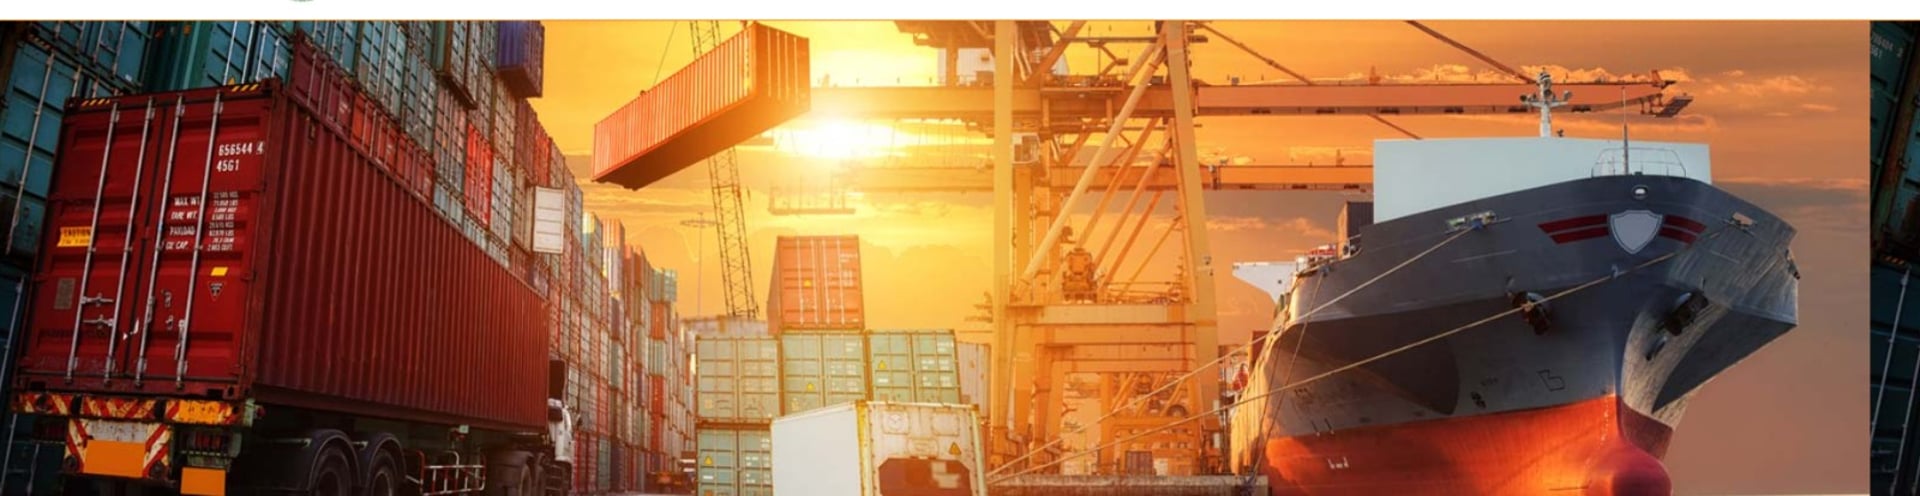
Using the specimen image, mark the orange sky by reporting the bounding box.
[528,21,1866,492]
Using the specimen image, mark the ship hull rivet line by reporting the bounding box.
[990,225,1733,483]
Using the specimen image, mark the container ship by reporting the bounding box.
[1228,78,1800,495]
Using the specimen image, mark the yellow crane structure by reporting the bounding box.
[626,19,1690,477]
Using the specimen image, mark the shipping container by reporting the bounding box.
[768,235,865,333]
[143,21,291,92]
[3,39,137,266]
[686,316,770,340]
[779,331,868,415]
[956,342,991,421]
[771,402,987,496]
[351,21,406,119]
[868,329,961,404]
[292,21,358,71]
[697,426,774,496]
[29,22,150,89]
[695,336,781,422]
[401,50,436,151]
[496,21,545,98]
[592,23,810,189]
[14,77,549,433]
[427,21,474,106]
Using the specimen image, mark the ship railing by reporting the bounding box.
[1591,147,1689,178]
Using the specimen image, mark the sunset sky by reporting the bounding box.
[528,21,1866,492]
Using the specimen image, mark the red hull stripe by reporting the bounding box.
[1549,226,1610,244]
[1537,215,1607,233]
[1662,215,1706,233]
[1658,227,1698,244]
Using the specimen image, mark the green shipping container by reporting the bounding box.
[780,331,868,415]
[697,427,773,496]
[867,329,961,404]
[696,337,780,422]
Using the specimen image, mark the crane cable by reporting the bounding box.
[989,223,1740,485]
[987,225,1477,477]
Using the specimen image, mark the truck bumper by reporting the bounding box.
[11,391,243,493]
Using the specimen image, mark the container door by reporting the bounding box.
[869,333,912,402]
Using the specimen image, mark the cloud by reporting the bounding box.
[1733,75,1829,96]
[1722,69,1747,78]
[1800,103,1838,113]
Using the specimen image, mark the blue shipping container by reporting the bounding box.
[2,40,127,263]
[293,21,359,71]
[496,21,544,98]
[30,21,149,88]
[402,51,437,151]
[143,21,291,92]
[353,21,407,119]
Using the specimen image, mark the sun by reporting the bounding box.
[774,119,908,161]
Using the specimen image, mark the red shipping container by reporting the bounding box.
[649,375,666,415]
[464,124,493,223]
[287,31,357,135]
[767,235,865,332]
[16,80,548,431]
[592,23,810,189]
[649,301,668,340]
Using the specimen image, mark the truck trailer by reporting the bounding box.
[6,35,575,496]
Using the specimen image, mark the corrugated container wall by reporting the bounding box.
[698,427,774,496]
[687,316,770,340]
[1873,22,1920,256]
[779,331,867,415]
[867,329,960,404]
[695,337,781,423]
[592,23,810,189]
[28,22,149,88]
[956,342,992,421]
[495,21,544,98]
[771,402,988,496]
[16,76,548,430]
[143,21,291,92]
[768,235,865,333]
[2,36,142,269]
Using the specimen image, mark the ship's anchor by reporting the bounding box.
[1660,291,1710,336]
[1509,291,1552,335]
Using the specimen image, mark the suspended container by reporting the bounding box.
[593,23,810,188]
[495,21,544,98]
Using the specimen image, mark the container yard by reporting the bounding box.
[0,17,1859,496]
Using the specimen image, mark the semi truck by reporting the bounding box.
[5,34,578,495]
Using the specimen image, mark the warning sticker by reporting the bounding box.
[58,226,92,247]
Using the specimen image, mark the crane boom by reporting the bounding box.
[691,21,760,319]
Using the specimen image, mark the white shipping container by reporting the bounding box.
[772,401,987,496]
[956,343,990,422]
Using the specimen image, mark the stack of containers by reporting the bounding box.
[0,22,151,491]
[867,329,961,404]
[0,20,692,496]
[770,235,869,417]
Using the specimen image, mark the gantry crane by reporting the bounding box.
[688,21,760,320]
[760,20,1690,476]
[609,19,1691,477]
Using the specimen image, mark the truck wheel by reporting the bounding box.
[483,450,534,496]
[365,449,402,496]
[307,444,354,496]
[546,462,572,496]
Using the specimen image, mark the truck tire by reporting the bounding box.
[364,449,402,496]
[307,444,354,496]
[483,450,535,496]
[546,461,572,496]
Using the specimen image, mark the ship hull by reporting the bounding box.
[1230,175,1798,495]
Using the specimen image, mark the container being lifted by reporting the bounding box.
[591,22,810,189]
[772,401,988,496]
